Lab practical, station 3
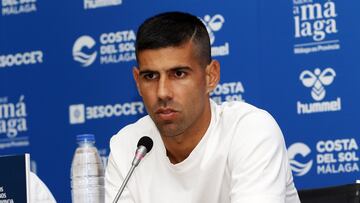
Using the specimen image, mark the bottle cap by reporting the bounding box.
[76,134,95,143]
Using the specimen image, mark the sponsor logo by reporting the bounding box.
[200,14,230,57]
[0,95,30,149]
[73,36,97,67]
[297,67,341,114]
[69,101,144,125]
[293,0,340,54]
[1,0,37,16]
[84,0,122,10]
[288,142,313,176]
[288,139,360,176]
[300,67,335,101]
[72,30,136,67]
[69,104,85,124]
[210,81,245,104]
[316,138,359,174]
[0,50,43,69]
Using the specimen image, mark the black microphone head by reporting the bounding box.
[137,136,153,152]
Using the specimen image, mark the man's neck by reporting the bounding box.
[161,102,212,164]
[164,135,203,164]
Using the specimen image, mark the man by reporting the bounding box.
[105,11,300,203]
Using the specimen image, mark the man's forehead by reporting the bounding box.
[137,63,193,72]
[138,45,197,65]
[137,40,198,56]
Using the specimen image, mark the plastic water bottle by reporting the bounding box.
[71,134,105,203]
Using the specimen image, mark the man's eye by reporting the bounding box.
[144,73,157,80]
[174,71,186,78]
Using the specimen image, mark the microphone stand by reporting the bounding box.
[113,165,136,203]
[112,138,153,203]
[113,146,147,203]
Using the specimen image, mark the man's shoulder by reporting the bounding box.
[217,100,257,112]
[214,100,282,144]
[109,115,156,150]
[215,100,268,122]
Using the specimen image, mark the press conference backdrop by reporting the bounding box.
[0,0,359,202]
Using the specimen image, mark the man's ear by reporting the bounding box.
[132,66,142,96]
[205,60,220,93]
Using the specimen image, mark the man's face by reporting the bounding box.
[133,41,218,137]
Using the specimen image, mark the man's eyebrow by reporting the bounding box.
[139,69,157,76]
[169,66,192,72]
[139,66,192,75]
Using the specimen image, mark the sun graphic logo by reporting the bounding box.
[73,35,97,67]
[201,14,225,45]
[288,142,313,176]
[300,68,336,101]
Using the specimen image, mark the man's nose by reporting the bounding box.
[157,76,173,101]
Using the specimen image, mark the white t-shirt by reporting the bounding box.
[105,100,300,203]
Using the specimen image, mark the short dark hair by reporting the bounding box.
[135,11,211,67]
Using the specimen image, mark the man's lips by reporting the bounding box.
[155,108,178,120]
[156,108,177,114]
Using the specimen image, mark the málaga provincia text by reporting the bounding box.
[294,1,338,42]
[293,0,340,54]
[0,96,27,138]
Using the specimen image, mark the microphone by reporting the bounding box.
[113,136,153,203]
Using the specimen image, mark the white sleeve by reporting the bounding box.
[105,153,135,203]
[228,110,290,203]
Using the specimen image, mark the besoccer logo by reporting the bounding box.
[73,36,97,67]
[300,68,336,101]
[69,104,85,124]
[288,142,313,176]
[201,14,225,45]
